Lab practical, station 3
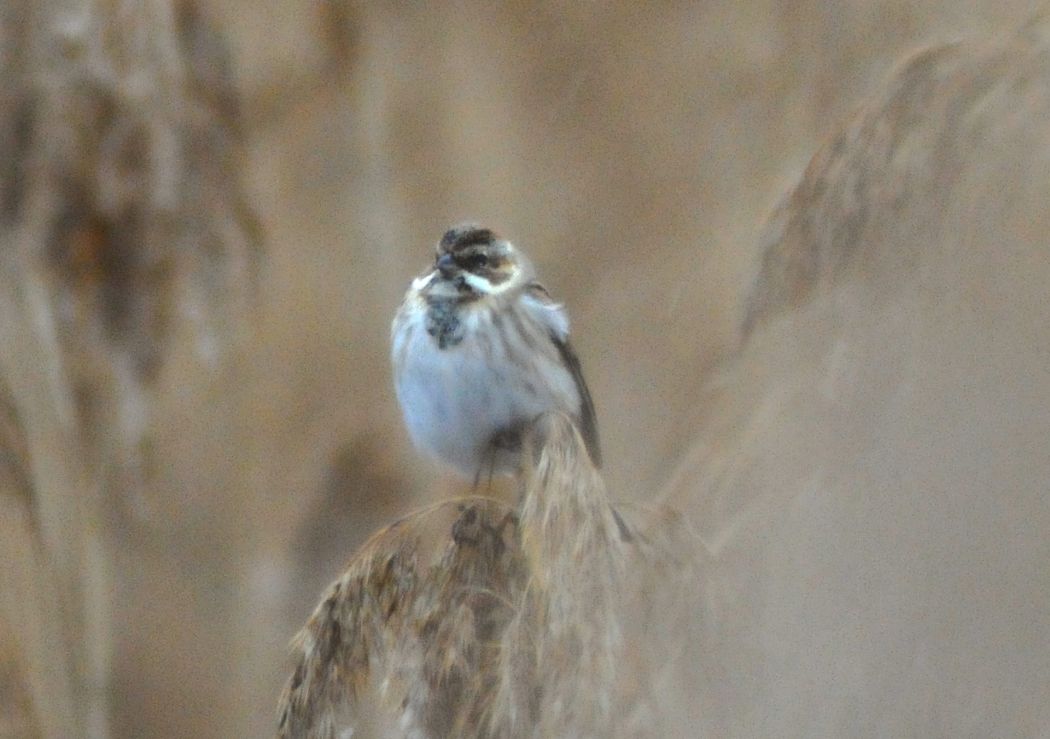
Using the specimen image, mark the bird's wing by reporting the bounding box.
[522,282,570,339]
[523,283,602,468]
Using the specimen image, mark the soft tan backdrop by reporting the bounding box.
[2,1,1048,737]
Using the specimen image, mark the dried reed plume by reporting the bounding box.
[278,412,707,738]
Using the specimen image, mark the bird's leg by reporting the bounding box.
[473,441,495,492]
[514,471,528,507]
[486,448,497,492]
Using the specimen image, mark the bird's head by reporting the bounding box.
[425,223,533,299]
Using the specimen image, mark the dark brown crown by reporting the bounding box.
[439,224,497,253]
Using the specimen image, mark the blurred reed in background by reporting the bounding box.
[2,1,1049,737]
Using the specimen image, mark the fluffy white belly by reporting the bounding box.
[393,308,577,476]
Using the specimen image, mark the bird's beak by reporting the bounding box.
[436,253,456,277]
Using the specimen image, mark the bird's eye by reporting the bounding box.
[460,253,489,270]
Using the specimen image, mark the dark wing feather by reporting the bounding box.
[524,282,602,468]
[551,334,602,468]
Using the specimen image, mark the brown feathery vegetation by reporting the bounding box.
[744,9,1050,334]
[279,9,1050,736]
[278,412,706,738]
[3,1,1050,735]
[0,0,257,735]
[663,9,1050,736]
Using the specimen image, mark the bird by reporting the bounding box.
[391,223,600,482]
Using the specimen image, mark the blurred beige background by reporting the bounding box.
[3,1,1049,737]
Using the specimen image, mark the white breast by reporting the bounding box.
[392,298,579,477]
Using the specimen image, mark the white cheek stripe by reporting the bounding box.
[411,271,436,291]
[462,270,518,295]
[413,267,518,297]
[461,272,491,293]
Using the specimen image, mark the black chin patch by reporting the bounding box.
[425,300,465,349]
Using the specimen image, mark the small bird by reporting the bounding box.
[391,223,600,481]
